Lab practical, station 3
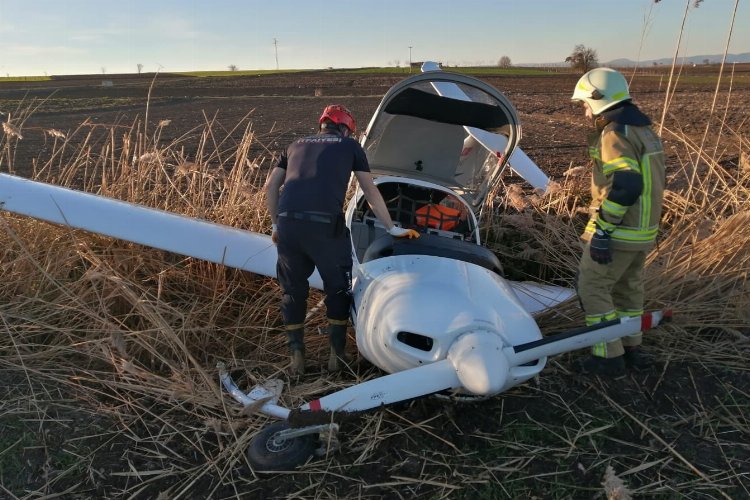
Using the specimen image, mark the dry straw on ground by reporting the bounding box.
[1,99,748,498]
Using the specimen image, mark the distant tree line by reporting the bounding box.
[494,45,599,74]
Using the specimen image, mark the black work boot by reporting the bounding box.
[286,328,305,376]
[574,355,626,378]
[327,323,350,372]
[623,346,653,371]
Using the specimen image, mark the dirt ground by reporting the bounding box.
[1,68,749,498]
[4,66,749,178]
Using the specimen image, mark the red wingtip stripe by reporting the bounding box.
[309,399,321,412]
[641,313,653,331]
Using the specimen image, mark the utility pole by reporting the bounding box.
[273,38,279,70]
[408,46,413,73]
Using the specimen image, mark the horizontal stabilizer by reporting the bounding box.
[507,148,551,192]
[509,281,576,315]
[421,62,550,191]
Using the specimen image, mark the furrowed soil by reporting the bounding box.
[1,67,749,499]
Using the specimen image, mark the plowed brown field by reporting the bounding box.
[3,66,748,179]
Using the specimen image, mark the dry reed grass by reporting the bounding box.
[1,96,748,498]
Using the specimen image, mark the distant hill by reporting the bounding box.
[607,52,750,67]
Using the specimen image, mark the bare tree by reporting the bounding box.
[137,63,144,74]
[565,44,599,73]
[498,56,512,68]
[228,64,239,72]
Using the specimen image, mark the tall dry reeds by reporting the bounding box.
[1,86,748,497]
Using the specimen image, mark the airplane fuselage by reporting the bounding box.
[345,176,546,393]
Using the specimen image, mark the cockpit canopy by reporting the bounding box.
[361,72,521,209]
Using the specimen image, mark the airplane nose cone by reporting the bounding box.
[447,331,508,395]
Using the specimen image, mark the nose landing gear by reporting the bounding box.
[247,422,339,471]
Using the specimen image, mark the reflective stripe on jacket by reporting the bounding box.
[583,121,666,251]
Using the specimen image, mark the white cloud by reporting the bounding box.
[143,16,207,41]
[68,26,132,43]
[0,43,86,57]
[0,20,21,35]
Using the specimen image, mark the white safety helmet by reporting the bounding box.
[571,68,631,115]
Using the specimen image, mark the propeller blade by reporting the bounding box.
[506,310,673,366]
[293,329,513,424]
[297,359,460,414]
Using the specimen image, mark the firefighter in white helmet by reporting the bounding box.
[266,104,419,376]
[571,68,666,377]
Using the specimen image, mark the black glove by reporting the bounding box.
[590,226,613,264]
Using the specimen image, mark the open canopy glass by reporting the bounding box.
[361,72,521,209]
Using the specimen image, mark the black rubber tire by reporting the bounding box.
[246,421,317,472]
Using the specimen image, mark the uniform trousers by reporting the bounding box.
[577,242,647,358]
[276,216,352,328]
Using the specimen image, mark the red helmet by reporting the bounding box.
[319,104,356,133]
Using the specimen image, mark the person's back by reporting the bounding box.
[278,132,368,215]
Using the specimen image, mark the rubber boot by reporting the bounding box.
[573,355,626,378]
[327,323,350,372]
[287,328,305,376]
[623,346,653,371]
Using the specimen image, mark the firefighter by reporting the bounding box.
[571,68,666,377]
[265,104,419,376]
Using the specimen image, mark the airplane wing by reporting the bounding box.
[421,61,550,192]
[0,173,324,289]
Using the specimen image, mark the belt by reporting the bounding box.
[278,211,335,224]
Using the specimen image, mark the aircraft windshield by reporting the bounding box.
[362,76,519,208]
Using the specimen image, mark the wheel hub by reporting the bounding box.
[267,432,294,453]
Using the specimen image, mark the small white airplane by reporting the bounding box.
[0,63,670,470]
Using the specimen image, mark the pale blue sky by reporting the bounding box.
[0,0,747,76]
